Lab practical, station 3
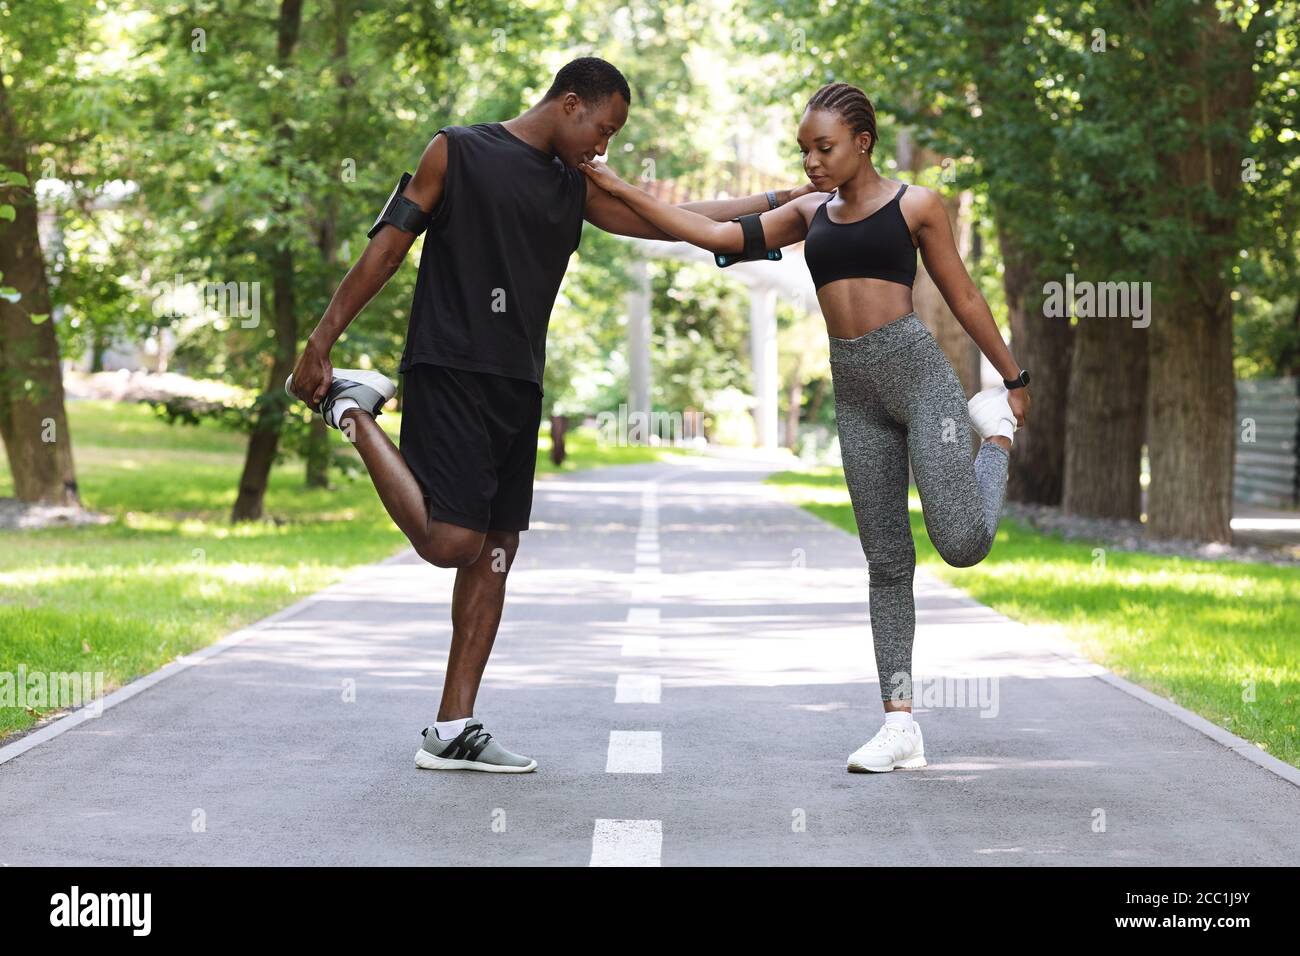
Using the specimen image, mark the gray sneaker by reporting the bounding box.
[414,719,537,773]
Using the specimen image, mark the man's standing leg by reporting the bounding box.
[414,520,536,772]
[407,366,540,773]
[440,529,518,721]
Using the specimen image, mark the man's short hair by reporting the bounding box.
[542,56,631,107]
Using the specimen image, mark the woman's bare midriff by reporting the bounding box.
[816,278,916,338]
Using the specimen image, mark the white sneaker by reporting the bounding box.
[285,368,396,430]
[847,720,927,773]
[967,384,1017,441]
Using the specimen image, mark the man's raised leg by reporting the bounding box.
[339,407,483,567]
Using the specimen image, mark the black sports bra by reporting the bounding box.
[803,182,917,291]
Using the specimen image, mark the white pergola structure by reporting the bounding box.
[617,236,821,449]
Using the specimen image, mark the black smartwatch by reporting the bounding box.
[1004,369,1031,389]
[766,189,779,210]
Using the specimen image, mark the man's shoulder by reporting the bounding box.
[444,122,498,138]
[432,123,491,142]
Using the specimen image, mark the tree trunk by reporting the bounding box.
[549,414,567,466]
[304,414,330,488]
[91,329,108,373]
[303,0,355,490]
[1062,304,1147,520]
[231,261,298,521]
[1146,6,1257,542]
[999,224,1073,505]
[1147,276,1234,540]
[805,377,827,425]
[230,0,304,522]
[0,80,81,506]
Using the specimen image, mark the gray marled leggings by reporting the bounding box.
[829,311,1010,703]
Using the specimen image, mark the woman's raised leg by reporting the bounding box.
[894,335,1011,568]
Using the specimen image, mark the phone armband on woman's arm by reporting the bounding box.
[714,212,782,268]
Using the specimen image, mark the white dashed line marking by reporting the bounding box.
[621,635,661,657]
[615,674,662,703]
[605,731,662,773]
[590,819,662,866]
[625,607,660,625]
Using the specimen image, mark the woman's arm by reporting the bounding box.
[579,160,811,253]
[680,184,815,221]
[913,185,1030,426]
[584,183,814,241]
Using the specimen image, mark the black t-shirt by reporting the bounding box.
[399,122,588,389]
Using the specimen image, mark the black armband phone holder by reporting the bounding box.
[714,212,782,268]
[366,171,433,239]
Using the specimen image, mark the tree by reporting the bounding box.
[0,0,105,506]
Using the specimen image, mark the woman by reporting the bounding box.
[580,82,1032,773]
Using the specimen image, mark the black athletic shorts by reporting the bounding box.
[398,362,543,533]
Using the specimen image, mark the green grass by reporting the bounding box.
[0,400,679,741]
[767,465,1300,768]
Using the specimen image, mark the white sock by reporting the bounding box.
[434,716,471,740]
[885,711,914,732]
[330,397,361,422]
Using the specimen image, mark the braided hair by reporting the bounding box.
[805,83,878,156]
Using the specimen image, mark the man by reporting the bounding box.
[286,56,814,773]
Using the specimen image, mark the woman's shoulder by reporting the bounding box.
[897,181,941,211]
[792,188,833,221]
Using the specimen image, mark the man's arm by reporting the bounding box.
[289,133,446,409]
[584,179,817,241]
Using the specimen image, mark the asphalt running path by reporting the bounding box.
[2,455,1298,865]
